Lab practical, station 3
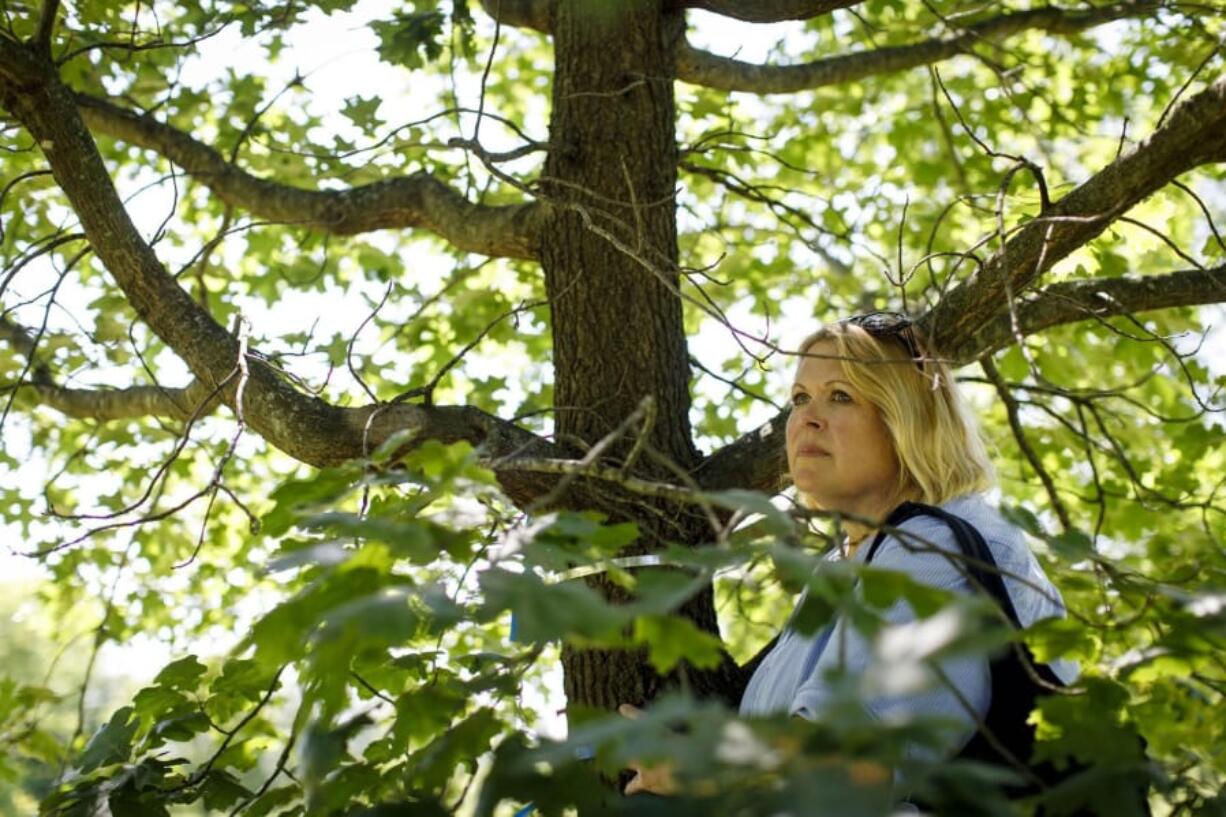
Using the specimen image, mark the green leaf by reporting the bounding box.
[152,655,208,691]
[479,568,625,643]
[302,714,373,805]
[261,467,360,538]
[148,711,212,746]
[1023,616,1099,665]
[77,706,138,773]
[633,614,724,672]
[1048,529,1095,562]
[705,490,795,536]
[351,802,451,817]
[208,658,280,723]
[200,770,255,811]
[408,708,502,792]
[340,95,383,129]
[1032,677,1142,768]
[791,588,837,636]
[623,568,709,617]
[548,513,639,551]
[240,784,299,817]
[371,12,447,69]
[377,684,468,755]
[132,685,191,724]
[314,587,422,647]
[859,567,954,617]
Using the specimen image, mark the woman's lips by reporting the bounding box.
[795,445,830,457]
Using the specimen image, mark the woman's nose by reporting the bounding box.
[796,403,825,429]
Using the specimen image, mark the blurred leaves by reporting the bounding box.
[2,0,1225,813]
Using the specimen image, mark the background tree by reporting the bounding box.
[2,0,1225,814]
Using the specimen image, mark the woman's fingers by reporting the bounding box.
[623,758,645,795]
[618,703,642,719]
[619,706,643,795]
[623,760,678,796]
[619,705,673,796]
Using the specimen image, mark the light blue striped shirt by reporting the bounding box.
[739,493,1077,755]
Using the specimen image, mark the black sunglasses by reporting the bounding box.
[840,311,925,371]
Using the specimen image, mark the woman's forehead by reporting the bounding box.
[793,343,845,384]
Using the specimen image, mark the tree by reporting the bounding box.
[2,0,1225,813]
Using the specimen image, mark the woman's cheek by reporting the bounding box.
[784,415,801,453]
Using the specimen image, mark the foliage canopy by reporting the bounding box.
[1,0,1226,814]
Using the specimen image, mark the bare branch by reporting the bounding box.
[74,93,543,259]
[980,357,1073,534]
[684,0,861,23]
[924,75,1226,360]
[54,19,233,66]
[676,2,1159,94]
[948,265,1226,363]
[491,455,703,507]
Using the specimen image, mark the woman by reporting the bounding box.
[625,312,1077,796]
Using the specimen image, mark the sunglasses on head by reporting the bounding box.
[840,311,925,371]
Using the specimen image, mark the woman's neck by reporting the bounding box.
[843,523,871,558]
[840,487,918,558]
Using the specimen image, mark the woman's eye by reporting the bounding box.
[830,389,852,403]
[790,392,810,406]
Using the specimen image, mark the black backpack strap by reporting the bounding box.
[865,501,1023,628]
[866,503,1093,807]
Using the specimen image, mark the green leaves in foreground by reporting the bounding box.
[33,439,1217,815]
[75,706,139,775]
[37,442,752,814]
[41,654,282,816]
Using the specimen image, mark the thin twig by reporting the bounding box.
[981,357,1073,534]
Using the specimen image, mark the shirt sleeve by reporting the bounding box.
[788,519,991,758]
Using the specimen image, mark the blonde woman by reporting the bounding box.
[626,312,1078,798]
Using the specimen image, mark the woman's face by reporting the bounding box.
[786,339,902,521]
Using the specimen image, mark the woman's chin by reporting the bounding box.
[793,482,836,508]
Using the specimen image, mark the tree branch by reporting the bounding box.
[684,0,861,23]
[676,2,1158,93]
[691,406,789,494]
[1,313,221,421]
[34,0,61,51]
[0,39,562,508]
[73,93,543,259]
[923,74,1226,360]
[980,357,1073,534]
[946,265,1226,363]
[474,0,851,34]
[477,0,550,33]
[0,313,39,360]
[33,380,219,422]
[695,261,1226,494]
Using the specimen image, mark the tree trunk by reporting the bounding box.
[541,1,740,720]
[542,0,694,471]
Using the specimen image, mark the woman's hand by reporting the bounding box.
[618,704,679,796]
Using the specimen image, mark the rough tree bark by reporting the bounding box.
[540,0,741,718]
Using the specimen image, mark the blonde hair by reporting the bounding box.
[795,320,994,507]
